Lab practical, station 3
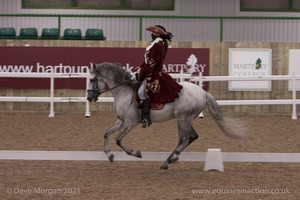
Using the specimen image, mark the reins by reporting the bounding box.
[98,80,131,95]
[88,74,131,96]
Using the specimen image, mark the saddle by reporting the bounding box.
[132,81,165,110]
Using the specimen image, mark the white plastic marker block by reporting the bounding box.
[198,111,204,118]
[204,148,224,172]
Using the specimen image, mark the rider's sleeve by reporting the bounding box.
[135,42,163,82]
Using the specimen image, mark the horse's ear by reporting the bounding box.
[90,62,96,69]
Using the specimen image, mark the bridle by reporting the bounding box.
[87,73,130,102]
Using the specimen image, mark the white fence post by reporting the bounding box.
[179,69,184,82]
[85,73,91,117]
[198,72,204,118]
[48,71,55,118]
[292,72,297,120]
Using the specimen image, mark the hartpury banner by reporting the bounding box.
[0,47,209,90]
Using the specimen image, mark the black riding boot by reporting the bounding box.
[140,99,152,128]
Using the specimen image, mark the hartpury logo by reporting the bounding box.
[162,54,206,74]
[255,58,262,69]
[186,54,198,74]
[125,54,206,74]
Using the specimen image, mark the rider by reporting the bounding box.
[131,25,183,128]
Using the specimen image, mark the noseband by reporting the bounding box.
[87,73,130,101]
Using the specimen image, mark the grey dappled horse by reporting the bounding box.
[87,62,248,169]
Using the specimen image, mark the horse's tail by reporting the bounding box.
[205,92,248,139]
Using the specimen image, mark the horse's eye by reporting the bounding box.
[90,78,94,83]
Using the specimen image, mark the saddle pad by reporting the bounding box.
[150,103,164,110]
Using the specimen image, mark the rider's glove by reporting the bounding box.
[129,70,136,81]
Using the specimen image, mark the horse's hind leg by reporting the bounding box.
[104,119,124,162]
[175,126,199,154]
[160,122,199,170]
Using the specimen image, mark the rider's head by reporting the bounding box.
[146,25,173,42]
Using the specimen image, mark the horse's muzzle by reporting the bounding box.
[87,96,96,102]
[87,90,100,102]
[87,96,99,102]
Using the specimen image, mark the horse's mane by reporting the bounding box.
[95,62,134,86]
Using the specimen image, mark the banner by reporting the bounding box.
[0,47,209,90]
[228,48,272,91]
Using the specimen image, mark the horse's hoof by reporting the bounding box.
[135,151,142,158]
[160,164,169,170]
[171,157,179,164]
[108,154,114,162]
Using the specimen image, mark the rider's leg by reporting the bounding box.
[138,80,147,100]
[140,99,151,128]
[138,80,151,128]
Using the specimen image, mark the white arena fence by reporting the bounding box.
[0,150,299,172]
[0,150,299,162]
[0,71,299,119]
[1,72,300,169]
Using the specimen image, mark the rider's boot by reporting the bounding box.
[140,99,152,128]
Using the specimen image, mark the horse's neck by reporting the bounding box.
[110,85,131,101]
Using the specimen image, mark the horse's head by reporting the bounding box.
[87,62,135,102]
[87,63,108,102]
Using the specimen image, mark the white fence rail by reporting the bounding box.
[0,150,299,162]
[0,72,299,119]
[0,150,299,172]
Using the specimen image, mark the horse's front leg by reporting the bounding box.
[104,119,123,162]
[115,122,142,159]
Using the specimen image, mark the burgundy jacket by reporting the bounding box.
[135,38,182,104]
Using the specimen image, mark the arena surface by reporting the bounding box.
[0,112,299,200]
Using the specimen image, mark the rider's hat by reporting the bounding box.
[146,25,168,36]
[146,25,173,41]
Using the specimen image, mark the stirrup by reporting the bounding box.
[142,119,151,128]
